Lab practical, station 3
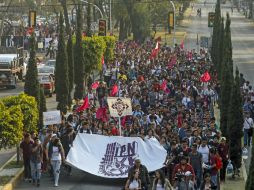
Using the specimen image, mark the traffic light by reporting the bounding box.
[98,19,106,36]
[28,10,36,27]
[208,12,215,27]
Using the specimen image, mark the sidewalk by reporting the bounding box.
[214,106,246,190]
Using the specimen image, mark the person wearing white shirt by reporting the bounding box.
[243,112,253,147]
[198,138,210,164]
[182,95,191,107]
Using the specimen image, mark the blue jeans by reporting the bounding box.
[211,174,218,188]
[244,128,250,146]
[194,168,202,188]
[30,161,41,181]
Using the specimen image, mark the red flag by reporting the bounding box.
[160,80,167,91]
[180,39,184,50]
[149,42,160,60]
[110,84,118,96]
[187,51,192,61]
[200,71,211,82]
[76,96,89,112]
[96,107,108,122]
[101,55,105,65]
[168,56,177,70]
[91,81,99,89]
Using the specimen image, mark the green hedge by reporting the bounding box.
[1,93,39,133]
[73,35,116,73]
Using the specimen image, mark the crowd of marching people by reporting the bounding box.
[19,39,248,190]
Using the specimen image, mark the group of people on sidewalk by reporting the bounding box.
[19,40,233,190]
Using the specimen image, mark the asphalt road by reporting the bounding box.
[15,168,125,190]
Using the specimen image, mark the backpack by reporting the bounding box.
[215,156,223,170]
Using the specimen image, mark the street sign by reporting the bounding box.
[200,36,209,48]
[208,12,215,27]
[98,19,106,36]
[28,10,36,28]
[168,11,174,31]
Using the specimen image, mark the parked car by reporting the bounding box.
[38,66,55,76]
[38,74,55,97]
[44,59,56,68]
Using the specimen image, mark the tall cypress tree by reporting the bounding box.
[211,0,221,68]
[223,13,233,74]
[24,33,40,104]
[74,5,84,100]
[217,17,224,81]
[39,87,47,128]
[67,35,74,107]
[55,13,69,114]
[227,67,243,171]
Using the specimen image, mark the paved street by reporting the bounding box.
[15,167,125,190]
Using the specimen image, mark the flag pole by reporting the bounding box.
[117,63,122,136]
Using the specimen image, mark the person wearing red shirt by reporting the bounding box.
[172,156,195,186]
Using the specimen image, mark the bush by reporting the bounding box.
[1,93,39,133]
[0,101,23,149]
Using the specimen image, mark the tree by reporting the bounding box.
[217,17,224,81]
[228,67,243,173]
[39,87,47,128]
[55,13,69,114]
[86,0,92,37]
[1,93,39,133]
[60,0,74,108]
[74,5,85,100]
[223,13,233,74]
[123,1,151,43]
[0,101,23,150]
[67,36,74,107]
[220,13,234,138]
[24,33,40,104]
[211,0,221,69]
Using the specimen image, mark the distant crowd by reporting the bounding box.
[19,40,253,190]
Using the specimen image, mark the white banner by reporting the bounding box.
[107,97,132,117]
[67,134,167,178]
[43,110,61,125]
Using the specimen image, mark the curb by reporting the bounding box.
[0,154,17,173]
[242,158,248,182]
[1,167,24,190]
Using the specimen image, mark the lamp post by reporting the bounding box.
[80,0,104,18]
[110,0,112,34]
[169,0,176,45]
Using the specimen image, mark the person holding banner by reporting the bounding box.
[48,137,65,187]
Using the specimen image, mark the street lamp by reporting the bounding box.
[169,0,176,45]
[80,0,104,18]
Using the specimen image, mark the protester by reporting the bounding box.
[125,171,142,190]
[128,159,150,190]
[30,137,43,186]
[48,137,65,187]
[32,40,229,189]
[152,169,173,190]
[20,133,33,182]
